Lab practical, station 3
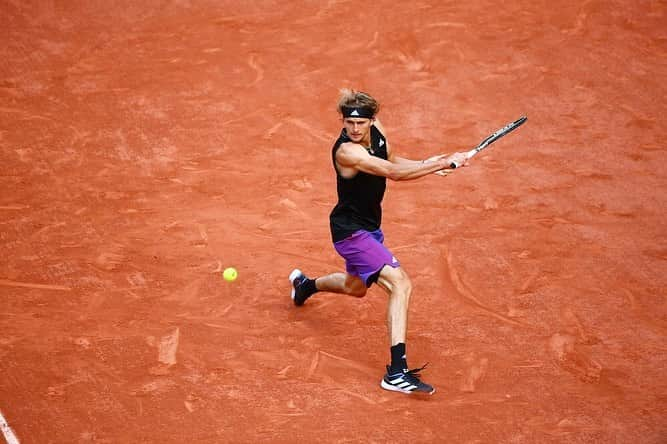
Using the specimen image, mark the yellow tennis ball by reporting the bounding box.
[222,267,238,282]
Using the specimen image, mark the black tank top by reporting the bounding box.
[329,125,388,242]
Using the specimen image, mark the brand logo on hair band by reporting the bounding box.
[342,106,374,119]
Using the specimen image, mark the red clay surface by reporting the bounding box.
[1,1,666,443]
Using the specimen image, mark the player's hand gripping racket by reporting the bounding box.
[449,116,527,168]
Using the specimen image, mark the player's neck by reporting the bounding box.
[358,135,373,151]
[344,128,372,149]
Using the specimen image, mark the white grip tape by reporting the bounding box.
[0,410,20,444]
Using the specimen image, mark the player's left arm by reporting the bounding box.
[374,118,465,169]
[374,119,418,164]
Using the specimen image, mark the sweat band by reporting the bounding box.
[341,106,374,119]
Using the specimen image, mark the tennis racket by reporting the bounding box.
[449,116,527,168]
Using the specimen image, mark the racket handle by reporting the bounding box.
[451,149,477,168]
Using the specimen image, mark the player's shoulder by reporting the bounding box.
[336,141,368,163]
[338,141,366,154]
[372,118,387,136]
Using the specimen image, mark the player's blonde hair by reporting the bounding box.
[337,89,380,116]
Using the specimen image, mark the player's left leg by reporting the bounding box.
[376,266,411,347]
[376,265,435,395]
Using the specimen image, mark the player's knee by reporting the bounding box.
[353,288,368,298]
[379,266,412,297]
[395,271,412,296]
[347,283,367,298]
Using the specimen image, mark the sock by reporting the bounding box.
[302,278,318,298]
[390,343,407,372]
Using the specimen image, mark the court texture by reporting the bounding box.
[1,1,665,443]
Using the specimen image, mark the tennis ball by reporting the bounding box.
[222,267,238,282]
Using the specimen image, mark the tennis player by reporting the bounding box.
[289,89,468,395]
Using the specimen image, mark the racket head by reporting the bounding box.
[474,115,527,153]
[452,115,527,168]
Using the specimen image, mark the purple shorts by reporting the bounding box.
[333,229,400,287]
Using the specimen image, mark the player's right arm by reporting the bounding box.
[336,142,456,181]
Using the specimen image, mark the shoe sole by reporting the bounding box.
[380,379,435,395]
[288,269,302,301]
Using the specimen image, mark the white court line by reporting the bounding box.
[0,410,20,444]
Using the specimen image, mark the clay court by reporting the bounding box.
[1,1,666,443]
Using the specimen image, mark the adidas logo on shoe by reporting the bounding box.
[380,364,435,395]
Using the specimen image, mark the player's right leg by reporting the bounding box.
[314,272,366,297]
[288,270,365,306]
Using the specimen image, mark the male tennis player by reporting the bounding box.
[289,89,468,395]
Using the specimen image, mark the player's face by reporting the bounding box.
[343,117,373,144]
